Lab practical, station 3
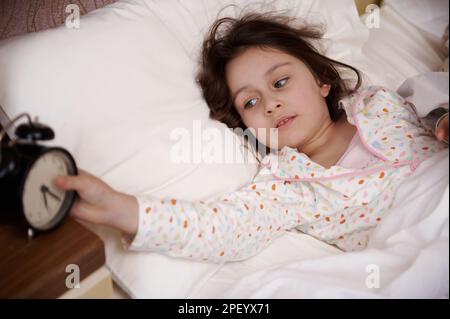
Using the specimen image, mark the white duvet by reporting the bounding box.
[219,149,449,298]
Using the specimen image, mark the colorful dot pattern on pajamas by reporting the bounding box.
[127,87,447,262]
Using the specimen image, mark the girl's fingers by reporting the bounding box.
[54,174,84,191]
[70,200,105,225]
[54,170,93,192]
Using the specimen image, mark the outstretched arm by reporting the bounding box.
[55,169,310,262]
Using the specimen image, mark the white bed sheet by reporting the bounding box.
[189,230,343,298]
[185,4,449,299]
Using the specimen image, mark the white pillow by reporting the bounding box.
[355,4,445,90]
[383,0,449,41]
[0,0,369,298]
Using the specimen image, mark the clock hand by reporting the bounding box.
[40,185,49,210]
[42,185,61,202]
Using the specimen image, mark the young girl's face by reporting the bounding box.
[226,46,331,151]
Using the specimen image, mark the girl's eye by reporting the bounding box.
[274,77,288,89]
[241,78,288,109]
[244,98,258,109]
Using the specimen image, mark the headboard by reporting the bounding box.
[0,0,117,40]
[1,0,382,41]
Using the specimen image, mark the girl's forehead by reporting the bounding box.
[227,47,297,77]
[235,46,294,63]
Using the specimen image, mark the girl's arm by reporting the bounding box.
[55,170,310,263]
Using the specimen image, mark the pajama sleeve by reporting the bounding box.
[124,176,312,263]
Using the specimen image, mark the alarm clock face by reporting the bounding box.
[21,148,77,231]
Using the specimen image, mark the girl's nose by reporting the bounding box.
[265,102,282,115]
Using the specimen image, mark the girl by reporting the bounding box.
[55,13,449,262]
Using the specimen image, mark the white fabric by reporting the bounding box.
[353,5,445,90]
[0,0,370,298]
[383,0,449,41]
[189,230,342,298]
[219,149,449,298]
[397,72,449,117]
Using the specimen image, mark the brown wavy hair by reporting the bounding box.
[196,12,361,134]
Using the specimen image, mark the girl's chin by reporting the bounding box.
[257,137,301,151]
[278,139,301,149]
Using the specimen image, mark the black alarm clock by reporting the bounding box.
[0,113,78,236]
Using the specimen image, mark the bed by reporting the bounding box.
[0,0,448,299]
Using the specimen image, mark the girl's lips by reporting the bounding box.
[276,115,297,129]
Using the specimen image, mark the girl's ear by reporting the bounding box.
[320,84,331,97]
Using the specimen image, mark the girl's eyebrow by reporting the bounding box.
[232,62,291,104]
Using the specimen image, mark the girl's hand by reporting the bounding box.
[54,170,138,235]
[436,113,449,144]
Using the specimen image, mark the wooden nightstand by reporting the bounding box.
[0,216,113,298]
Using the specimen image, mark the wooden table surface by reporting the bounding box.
[0,216,105,298]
